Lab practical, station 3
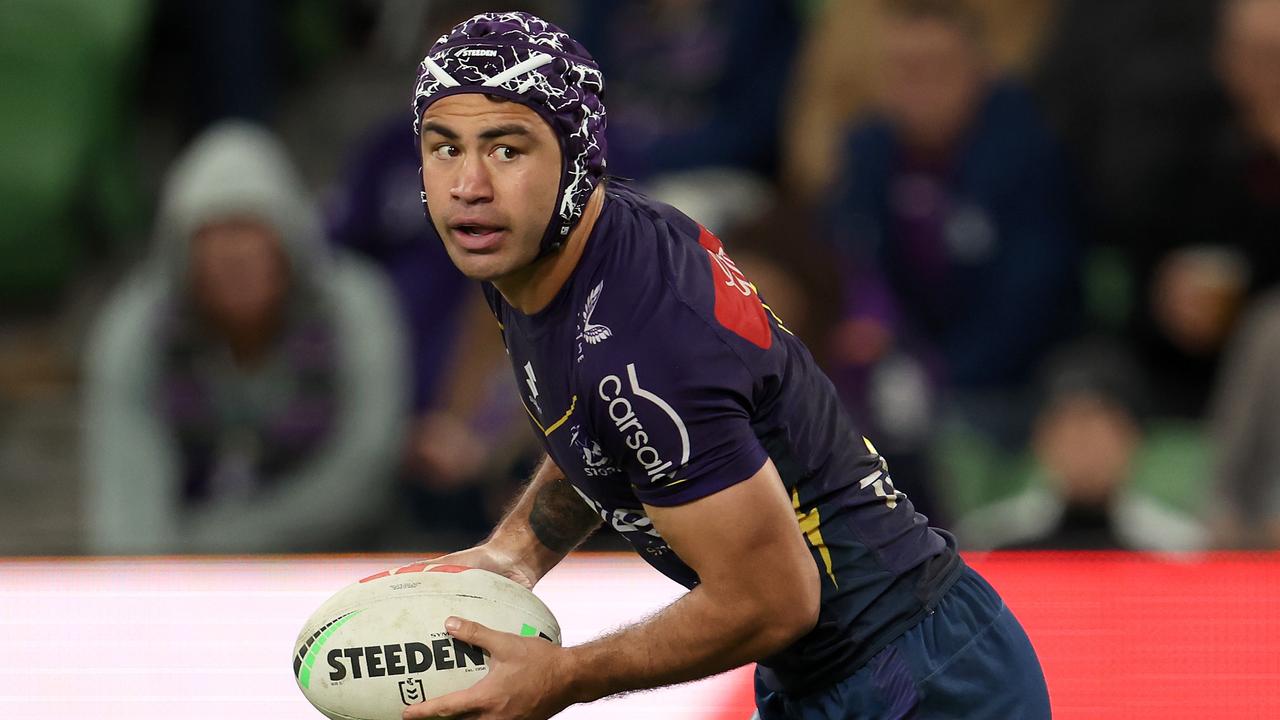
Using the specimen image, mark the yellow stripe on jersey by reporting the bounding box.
[863,436,889,473]
[543,395,576,436]
[523,395,577,437]
[760,301,795,336]
[792,487,839,589]
[744,280,794,337]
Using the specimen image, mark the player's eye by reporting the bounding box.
[493,146,520,162]
[431,144,459,160]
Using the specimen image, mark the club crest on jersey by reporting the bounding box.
[569,424,621,477]
[576,281,612,362]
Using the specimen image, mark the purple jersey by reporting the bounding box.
[483,183,961,693]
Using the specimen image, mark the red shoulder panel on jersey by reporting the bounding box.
[697,225,772,350]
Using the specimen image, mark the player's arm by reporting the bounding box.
[561,457,820,698]
[430,455,601,589]
[405,458,820,720]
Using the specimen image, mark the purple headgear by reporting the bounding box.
[412,12,608,257]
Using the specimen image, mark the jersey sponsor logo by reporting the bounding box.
[597,363,690,483]
[457,47,499,57]
[696,225,772,350]
[570,424,621,477]
[576,281,612,362]
[571,485,663,539]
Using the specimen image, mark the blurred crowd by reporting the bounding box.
[2,0,1279,555]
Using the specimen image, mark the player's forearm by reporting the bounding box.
[559,580,815,704]
[486,456,601,583]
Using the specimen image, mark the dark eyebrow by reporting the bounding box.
[479,124,533,141]
[421,121,458,140]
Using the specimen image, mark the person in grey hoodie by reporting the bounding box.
[83,121,408,554]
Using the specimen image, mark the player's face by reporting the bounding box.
[419,94,562,282]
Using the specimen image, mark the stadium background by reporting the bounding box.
[2,0,1280,717]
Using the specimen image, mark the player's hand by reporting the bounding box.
[402,617,573,720]
[429,544,538,590]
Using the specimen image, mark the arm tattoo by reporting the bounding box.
[529,477,601,555]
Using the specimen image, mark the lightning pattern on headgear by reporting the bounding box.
[412,12,607,253]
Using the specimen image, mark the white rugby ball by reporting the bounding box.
[293,562,561,720]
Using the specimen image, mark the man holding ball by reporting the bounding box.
[405,12,1049,720]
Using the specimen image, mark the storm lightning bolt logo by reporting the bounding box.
[524,361,542,415]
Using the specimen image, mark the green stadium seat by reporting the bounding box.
[0,0,149,306]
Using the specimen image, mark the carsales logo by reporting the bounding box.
[597,363,690,483]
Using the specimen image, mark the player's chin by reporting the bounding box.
[450,251,520,283]
[447,240,539,283]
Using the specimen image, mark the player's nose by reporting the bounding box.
[450,155,493,204]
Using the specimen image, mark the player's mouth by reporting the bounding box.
[448,221,508,252]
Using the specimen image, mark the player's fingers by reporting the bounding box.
[402,686,485,719]
[444,616,504,650]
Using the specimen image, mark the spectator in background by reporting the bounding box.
[1203,289,1280,543]
[783,0,1055,203]
[323,0,558,549]
[1205,0,1280,549]
[959,341,1208,551]
[1037,0,1280,419]
[570,0,800,231]
[1001,0,1280,548]
[325,113,473,452]
[1210,292,1280,549]
[1133,0,1280,419]
[1220,0,1280,162]
[327,112,538,548]
[822,0,1079,519]
[83,122,407,554]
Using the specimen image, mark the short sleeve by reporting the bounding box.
[584,306,769,507]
